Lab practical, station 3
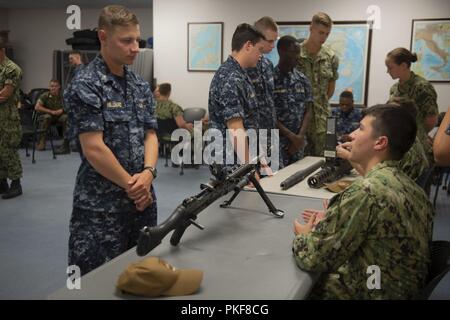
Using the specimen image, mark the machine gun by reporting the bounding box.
[306,117,353,189]
[136,160,285,256]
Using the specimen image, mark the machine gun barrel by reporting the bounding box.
[307,159,353,189]
[280,160,325,190]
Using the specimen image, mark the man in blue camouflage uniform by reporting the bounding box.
[331,90,362,142]
[294,104,434,299]
[274,36,313,167]
[64,5,158,275]
[208,23,265,166]
[246,17,278,164]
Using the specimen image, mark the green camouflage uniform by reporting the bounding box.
[155,99,183,120]
[293,161,434,299]
[0,57,23,180]
[389,72,438,161]
[297,43,339,157]
[37,91,67,140]
[155,99,184,140]
[399,136,429,181]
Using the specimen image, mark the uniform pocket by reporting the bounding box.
[103,108,131,122]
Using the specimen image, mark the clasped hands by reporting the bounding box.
[126,170,154,212]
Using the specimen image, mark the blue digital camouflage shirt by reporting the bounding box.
[64,55,158,213]
[331,107,363,137]
[273,66,313,167]
[208,56,260,165]
[246,56,276,130]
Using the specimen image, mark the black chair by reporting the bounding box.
[416,165,435,198]
[415,240,450,299]
[431,166,450,207]
[156,118,179,168]
[19,89,56,163]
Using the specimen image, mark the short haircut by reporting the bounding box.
[231,23,265,52]
[158,83,171,96]
[362,104,417,160]
[387,96,418,120]
[98,5,139,30]
[69,50,81,56]
[50,79,60,85]
[387,47,418,68]
[277,35,299,52]
[340,90,354,100]
[254,16,278,33]
[312,12,333,28]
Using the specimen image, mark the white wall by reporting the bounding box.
[154,0,450,112]
[0,9,9,30]
[7,7,153,92]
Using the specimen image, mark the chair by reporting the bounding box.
[416,165,435,197]
[183,108,206,123]
[181,108,206,174]
[432,166,450,207]
[415,240,450,299]
[19,89,57,163]
[156,118,179,168]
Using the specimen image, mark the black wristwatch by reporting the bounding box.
[144,166,157,179]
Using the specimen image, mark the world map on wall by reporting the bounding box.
[265,23,371,105]
[411,20,450,82]
[188,23,222,71]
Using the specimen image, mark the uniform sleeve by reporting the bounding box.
[3,64,22,88]
[37,92,47,106]
[171,103,184,118]
[221,77,245,122]
[143,83,158,131]
[65,81,104,134]
[416,83,438,117]
[331,54,339,81]
[292,183,372,273]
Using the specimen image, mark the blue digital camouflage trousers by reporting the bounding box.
[68,202,157,276]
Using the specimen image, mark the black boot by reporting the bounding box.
[55,139,70,155]
[0,179,8,194]
[2,179,22,199]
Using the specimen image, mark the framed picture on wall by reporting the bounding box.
[266,21,373,106]
[187,22,223,72]
[410,18,450,82]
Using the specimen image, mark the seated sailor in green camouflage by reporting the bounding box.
[154,83,193,138]
[293,104,434,299]
[34,79,70,154]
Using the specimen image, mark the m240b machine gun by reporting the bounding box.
[306,116,353,189]
[136,161,284,256]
